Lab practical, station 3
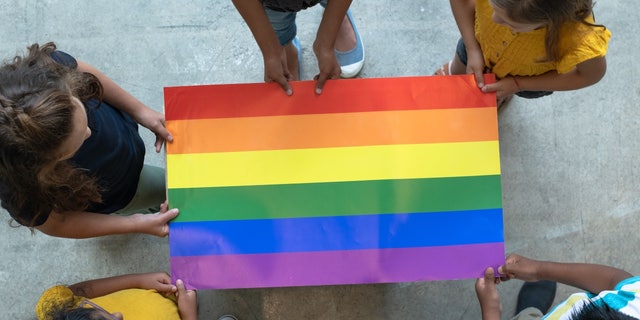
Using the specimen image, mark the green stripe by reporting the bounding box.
[169,175,502,222]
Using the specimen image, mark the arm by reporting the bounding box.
[449,0,485,86]
[312,0,352,93]
[475,267,502,320]
[35,208,179,239]
[68,272,177,298]
[176,279,198,320]
[231,0,293,95]
[76,61,172,152]
[499,253,632,294]
[481,56,607,99]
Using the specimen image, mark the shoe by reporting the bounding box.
[319,2,365,78]
[434,60,452,76]
[515,280,557,314]
[335,9,364,78]
[292,36,302,80]
[217,315,239,320]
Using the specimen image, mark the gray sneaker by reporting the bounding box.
[217,315,239,320]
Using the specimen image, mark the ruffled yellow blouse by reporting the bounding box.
[474,0,611,78]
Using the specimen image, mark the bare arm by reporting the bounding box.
[76,60,172,152]
[231,0,293,95]
[35,208,178,239]
[449,0,485,86]
[482,56,607,99]
[499,253,632,294]
[68,272,177,298]
[312,0,352,93]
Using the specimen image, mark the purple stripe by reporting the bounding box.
[170,242,504,289]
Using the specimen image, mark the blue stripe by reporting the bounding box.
[169,209,504,256]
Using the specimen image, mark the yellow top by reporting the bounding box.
[474,0,611,78]
[36,285,180,320]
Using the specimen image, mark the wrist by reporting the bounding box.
[512,76,522,91]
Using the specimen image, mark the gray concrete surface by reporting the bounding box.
[0,1,637,319]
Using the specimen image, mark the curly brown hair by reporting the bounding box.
[0,42,104,226]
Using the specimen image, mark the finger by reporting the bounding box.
[159,200,168,213]
[315,73,329,95]
[273,75,293,96]
[157,282,178,293]
[176,279,186,295]
[484,267,496,282]
[162,208,180,221]
[481,83,496,93]
[475,70,485,88]
[154,136,165,153]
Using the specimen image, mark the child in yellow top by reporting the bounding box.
[438,0,611,104]
[36,272,196,320]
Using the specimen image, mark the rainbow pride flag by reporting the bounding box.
[165,75,504,290]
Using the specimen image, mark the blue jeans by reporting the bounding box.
[264,6,298,46]
[455,38,553,99]
[264,0,326,46]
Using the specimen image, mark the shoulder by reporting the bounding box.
[544,277,640,319]
[557,20,611,73]
[35,285,83,320]
[50,50,78,68]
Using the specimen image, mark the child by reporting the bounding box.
[475,253,640,319]
[232,0,365,95]
[35,272,196,320]
[0,42,178,239]
[438,0,611,105]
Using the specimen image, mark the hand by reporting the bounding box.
[312,43,341,95]
[176,279,198,320]
[481,77,519,102]
[475,267,502,320]
[133,107,173,152]
[138,272,177,294]
[465,48,486,88]
[498,254,542,282]
[133,207,179,237]
[264,50,293,96]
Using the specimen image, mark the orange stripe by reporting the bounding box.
[166,107,497,154]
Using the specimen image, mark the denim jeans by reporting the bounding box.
[264,0,327,45]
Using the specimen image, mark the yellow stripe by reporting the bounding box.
[167,141,501,188]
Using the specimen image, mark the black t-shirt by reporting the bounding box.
[263,0,322,12]
[1,51,145,226]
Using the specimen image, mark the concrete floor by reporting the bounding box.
[0,1,637,319]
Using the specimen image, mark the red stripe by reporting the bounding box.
[164,75,496,120]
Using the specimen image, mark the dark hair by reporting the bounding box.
[490,0,606,61]
[0,42,103,226]
[568,300,639,320]
[49,307,111,320]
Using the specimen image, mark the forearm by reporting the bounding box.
[536,260,632,293]
[76,60,151,118]
[512,57,607,92]
[68,274,150,298]
[450,0,481,52]
[314,0,352,51]
[232,0,282,58]
[36,211,143,239]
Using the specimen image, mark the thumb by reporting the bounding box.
[162,208,180,221]
[176,279,186,294]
